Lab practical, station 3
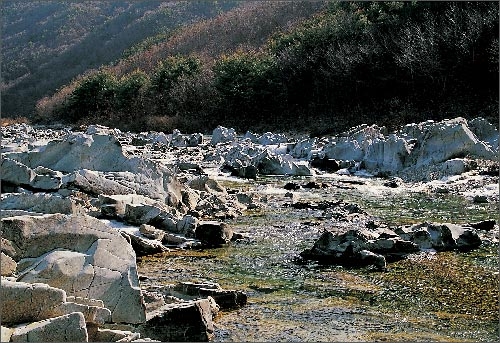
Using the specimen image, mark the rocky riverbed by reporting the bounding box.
[1,117,498,342]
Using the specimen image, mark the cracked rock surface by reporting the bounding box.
[1,214,146,324]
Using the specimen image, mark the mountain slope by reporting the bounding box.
[6,1,497,136]
[110,1,328,76]
[35,0,328,129]
[1,0,238,118]
[37,1,497,134]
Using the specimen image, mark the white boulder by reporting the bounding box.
[2,214,146,324]
[10,312,88,342]
[1,193,78,215]
[439,158,475,175]
[363,134,411,172]
[171,129,203,147]
[211,126,236,145]
[408,117,496,168]
[136,299,217,342]
[0,157,35,186]
[323,138,364,161]
[257,132,288,146]
[257,153,312,176]
[289,138,319,159]
[1,280,66,324]
[467,117,499,151]
[5,132,184,206]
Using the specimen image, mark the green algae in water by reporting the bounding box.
[222,174,497,226]
[365,246,499,341]
[139,175,498,342]
[356,192,497,225]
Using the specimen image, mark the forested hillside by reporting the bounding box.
[1,0,238,118]
[35,1,327,128]
[10,1,500,134]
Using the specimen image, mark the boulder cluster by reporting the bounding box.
[210,116,498,180]
[1,116,497,341]
[1,124,254,342]
[280,199,495,271]
[300,220,489,271]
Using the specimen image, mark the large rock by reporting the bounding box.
[317,118,497,176]
[257,153,312,176]
[323,124,385,161]
[124,203,163,225]
[174,282,247,310]
[242,131,259,143]
[88,327,141,342]
[321,124,412,173]
[145,131,171,145]
[301,228,419,270]
[194,193,241,219]
[139,224,166,240]
[304,230,384,270]
[403,117,496,167]
[303,221,483,270]
[175,215,199,235]
[1,214,146,324]
[220,143,265,170]
[188,176,227,195]
[0,279,110,325]
[323,137,364,161]
[1,192,78,215]
[198,288,248,310]
[467,117,499,151]
[367,236,421,260]
[5,132,184,206]
[66,169,137,196]
[136,299,216,342]
[195,221,233,247]
[310,157,341,172]
[10,312,88,342]
[0,157,35,186]
[211,126,236,145]
[1,280,66,324]
[124,232,168,257]
[56,298,111,325]
[162,233,200,248]
[228,163,258,180]
[394,222,482,251]
[8,133,129,172]
[363,134,411,172]
[31,166,63,190]
[171,129,203,147]
[439,158,476,175]
[1,237,16,256]
[98,194,169,218]
[257,132,288,146]
[289,138,320,159]
[181,188,201,210]
[323,138,364,161]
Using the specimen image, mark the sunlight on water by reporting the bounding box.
[139,174,498,342]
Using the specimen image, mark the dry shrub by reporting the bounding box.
[140,115,181,133]
[35,71,96,123]
[0,117,30,126]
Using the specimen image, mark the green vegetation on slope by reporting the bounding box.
[35,1,498,134]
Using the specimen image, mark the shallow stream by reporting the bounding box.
[137,174,498,342]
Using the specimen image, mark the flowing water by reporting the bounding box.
[137,174,499,342]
